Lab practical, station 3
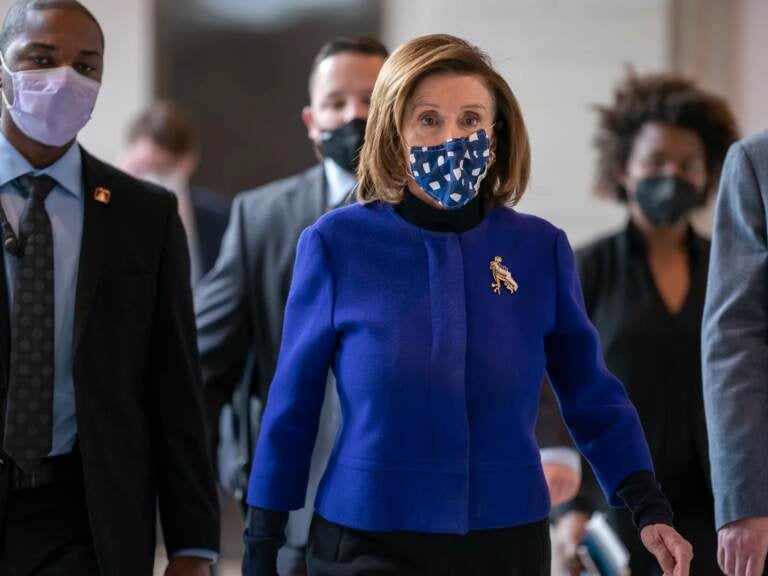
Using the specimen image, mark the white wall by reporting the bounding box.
[383,0,671,246]
[672,0,767,139]
[0,0,154,164]
[736,0,768,137]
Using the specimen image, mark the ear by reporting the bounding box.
[301,105,318,143]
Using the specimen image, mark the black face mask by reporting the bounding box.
[317,118,366,174]
[633,176,704,227]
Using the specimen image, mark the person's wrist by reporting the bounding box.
[637,510,674,531]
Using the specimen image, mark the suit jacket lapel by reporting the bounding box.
[73,148,110,359]
[308,163,328,216]
[0,245,9,382]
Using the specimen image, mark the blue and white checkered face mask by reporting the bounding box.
[408,129,492,210]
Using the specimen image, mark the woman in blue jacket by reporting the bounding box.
[243,34,693,575]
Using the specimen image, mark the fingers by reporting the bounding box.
[551,513,587,576]
[661,531,692,576]
[734,554,746,576]
[719,534,728,575]
[718,523,768,576]
[746,553,767,576]
[749,537,768,576]
[718,536,768,576]
[721,533,736,575]
[641,526,693,576]
[645,530,677,575]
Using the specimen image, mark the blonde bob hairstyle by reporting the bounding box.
[357,34,531,206]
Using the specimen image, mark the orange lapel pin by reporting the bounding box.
[94,187,111,204]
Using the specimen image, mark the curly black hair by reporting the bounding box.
[593,71,739,201]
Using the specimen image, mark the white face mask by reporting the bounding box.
[0,52,100,147]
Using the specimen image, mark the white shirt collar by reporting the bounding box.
[323,158,357,207]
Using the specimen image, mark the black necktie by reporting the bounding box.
[3,174,56,472]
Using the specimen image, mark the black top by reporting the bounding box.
[395,188,485,232]
[246,199,673,570]
[554,220,710,527]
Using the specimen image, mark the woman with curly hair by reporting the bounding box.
[551,72,739,576]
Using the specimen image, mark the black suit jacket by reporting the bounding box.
[0,148,220,575]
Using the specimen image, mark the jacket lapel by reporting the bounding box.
[73,149,111,359]
[307,163,328,215]
[0,246,9,382]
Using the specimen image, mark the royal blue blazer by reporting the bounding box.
[247,201,654,533]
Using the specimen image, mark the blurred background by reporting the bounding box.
[0,0,756,245]
[0,0,764,246]
[0,0,764,573]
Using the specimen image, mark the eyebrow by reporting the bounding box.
[22,42,56,51]
[320,90,346,101]
[21,42,102,58]
[411,101,488,111]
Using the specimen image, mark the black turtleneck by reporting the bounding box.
[395,189,485,232]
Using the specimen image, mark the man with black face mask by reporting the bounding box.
[194,36,387,576]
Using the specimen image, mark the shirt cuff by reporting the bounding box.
[169,548,219,563]
[615,470,674,530]
[540,446,581,473]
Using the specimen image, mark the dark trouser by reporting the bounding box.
[0,452,99,576]
[306,514,551,576]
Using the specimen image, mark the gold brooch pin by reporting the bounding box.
[94,187,111,204]
[490,256,518,295]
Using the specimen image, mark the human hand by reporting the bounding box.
[543,461,581,506]
[640,523,693,576]
[551,510,589,576]
[717,516,768,576]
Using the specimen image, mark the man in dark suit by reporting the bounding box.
[119,101,230,284]
[0,2,219,574]
[195,37,387,575]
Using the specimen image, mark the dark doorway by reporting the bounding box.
[155,0,381,198]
